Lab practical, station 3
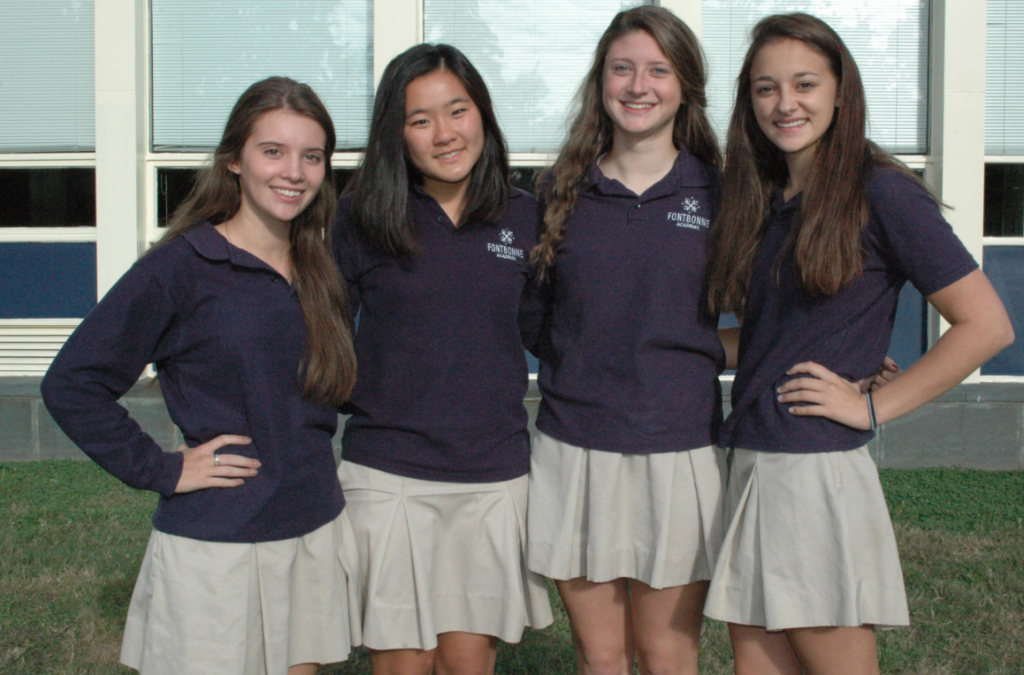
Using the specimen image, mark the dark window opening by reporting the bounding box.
[0,168,95,227]
[984,164,1024,237]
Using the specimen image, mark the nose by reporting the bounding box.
[282,154,303,182]
[433,117,457,146]
[626,70,649,96]
[777,85,798,114]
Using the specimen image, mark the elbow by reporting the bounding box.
[996,319,1016,353]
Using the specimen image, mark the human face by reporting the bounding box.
[403,69,485,195]
[602,31,683,144]
[230,108,327,230]
[750,39,839,171]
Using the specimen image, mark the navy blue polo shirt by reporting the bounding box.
[333,187,539,482]
[535,149,725,453]
[720,168,979,453]
[41,223,344,542]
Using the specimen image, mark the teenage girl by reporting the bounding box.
[702,13,1014,675]
[527,7,726,674]
[332,44,553,675]
[41,77,359,675]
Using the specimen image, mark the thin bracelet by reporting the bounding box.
[866,391,878,430]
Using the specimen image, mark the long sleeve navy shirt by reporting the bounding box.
[41,223,344,542]
[332,188,540,483]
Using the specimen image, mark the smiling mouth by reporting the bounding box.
[775,119,807,129]
[436,149,464,161]
[272,187,302,197]
[622,102,655,111]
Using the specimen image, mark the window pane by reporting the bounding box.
[986,0,1024,155]
[152,0,373,151]
[156,167,355,227]
[0,169,95,227]
[424,0,649,153]
[0,2,94,152]
[984,164,1024,237]
[702,0,929,154]
[982,246,1024,376]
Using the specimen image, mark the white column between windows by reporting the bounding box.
[659,0,703,39]
[374,0,422,91]
[94,0,148,298]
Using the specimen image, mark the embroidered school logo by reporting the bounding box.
[488,229,525,261]
[667,196,710,231]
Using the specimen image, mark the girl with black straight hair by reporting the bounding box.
[332,43,553,675]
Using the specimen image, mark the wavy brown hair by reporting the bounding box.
[706,13,922,313]
[157,76,356,406]
[531,5,721,281]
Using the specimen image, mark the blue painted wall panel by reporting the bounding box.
[0,242,96,318]
[982,247,1024,376]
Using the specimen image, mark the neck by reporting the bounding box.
[216,210,293,280]
[783,150,816,201]
[600,128,678,195]
[423,177,470,226]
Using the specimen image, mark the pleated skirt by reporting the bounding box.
[338,460,554,651]
[527,431,727,589]
[703,446,910,630]
[120,513,360,675]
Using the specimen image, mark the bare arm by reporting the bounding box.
[778,269,1014,429]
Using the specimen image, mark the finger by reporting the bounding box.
[212,466,259,479]
[205,477,246,488]
[785,361,833,379]
[778,390,828,405]
[883,356,900,372]
[205,434,253,451]
[777,377,829,394]
[211,452,261,469]
[786,404,827,417]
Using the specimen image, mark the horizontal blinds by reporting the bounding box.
[702,0,929,154]
[0,2,95,153]
[986,0,1024,155]
[424,0,650,153]
[0,320,80,376]
[151,0,373,151]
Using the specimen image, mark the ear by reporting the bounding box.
[228,160,241,175]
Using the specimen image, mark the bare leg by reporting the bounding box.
[631,579,708,675]
[288,664,320,675]
[786,626,879,675]
[556,577,635,675]
[729,623,803,675]
[434,631,498,675]
[368,647,435,675]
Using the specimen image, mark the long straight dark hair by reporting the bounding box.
[345,43,510,257]
[531,5,721,281]
[706,13,921,313]
[158,76,357,406]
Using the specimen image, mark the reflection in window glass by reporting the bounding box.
[425,0,648,153]
[157,167,355,227]
[985,164,1024,237]
[702,0,929,154]
[0,169,95,227]
[152,0,373,152]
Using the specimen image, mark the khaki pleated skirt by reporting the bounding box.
[120,513,360,675]
[338,461,554,651]
[527,431,727,589]
[703,446,910,631]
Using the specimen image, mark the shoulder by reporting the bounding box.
[504,187,542,229]
[864,166,931,210]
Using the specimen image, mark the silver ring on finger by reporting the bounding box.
[214,454,221,467]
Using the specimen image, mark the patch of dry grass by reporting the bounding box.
[2,462,1021,674]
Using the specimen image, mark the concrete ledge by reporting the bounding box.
[3,377,1022,469]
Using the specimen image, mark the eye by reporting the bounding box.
[452,106,468,117]
[797,81,815,90]
[264,147,282,157]
[408,117,428,127]
[652,66,671,76]
[305,152,323,163]
[611,64,631,74]
[754,85,774,95]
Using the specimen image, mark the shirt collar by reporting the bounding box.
[183,221,284,274]
[586,145,713,199]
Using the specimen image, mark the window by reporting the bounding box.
[151,0,374,152]
[0,169,95,228]
[424,0,649,154]
[986,0,1024,156]
[701,0,930,154]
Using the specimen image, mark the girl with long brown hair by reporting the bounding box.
[703,13,1014,674]
[42,77,359,675]
[527,7,727,674]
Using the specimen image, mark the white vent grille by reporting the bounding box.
[0,319,80,376]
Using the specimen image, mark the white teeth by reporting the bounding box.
[624,102,653,110]
[776,120,807,128]
[272,188,301,197]
[437,150,461,160]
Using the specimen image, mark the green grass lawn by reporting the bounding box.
[1,462,1021,674]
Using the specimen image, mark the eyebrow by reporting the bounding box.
[255,141,326,153]
[753,71,820,82]
[406,96,471,118]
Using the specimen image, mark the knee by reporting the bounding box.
[636,648,696,675]
[575,640,633,675]
[433,644,495,675]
